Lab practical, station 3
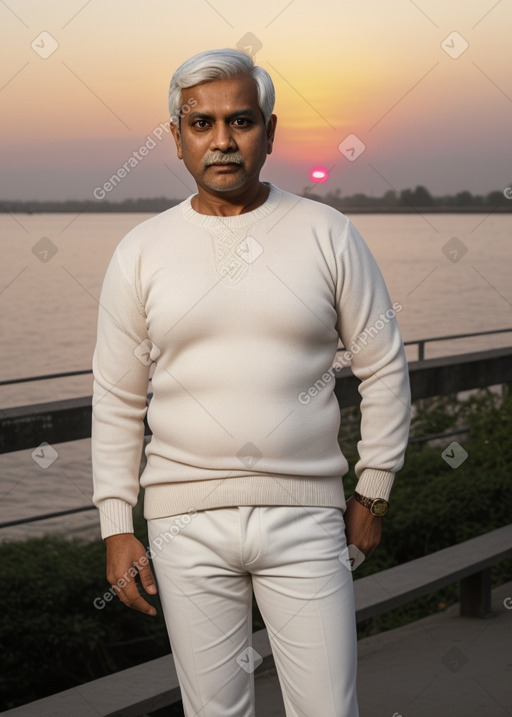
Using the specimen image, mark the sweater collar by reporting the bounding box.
[181,182,281,230]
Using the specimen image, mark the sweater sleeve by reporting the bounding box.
[91,245,151,539]
[333,220,411,501]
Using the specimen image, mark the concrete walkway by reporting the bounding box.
[255,581,512,716]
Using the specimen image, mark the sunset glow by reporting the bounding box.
[0,0,511,200]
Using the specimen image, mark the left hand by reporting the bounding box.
[343,495,383,559]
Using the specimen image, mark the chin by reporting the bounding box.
[204,177,250,193]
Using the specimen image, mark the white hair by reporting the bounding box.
[168,48,275,126]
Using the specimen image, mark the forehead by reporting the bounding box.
[181,74,260,115]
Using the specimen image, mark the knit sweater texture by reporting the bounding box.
[91,183,411,539]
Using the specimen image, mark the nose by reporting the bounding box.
[210,121,237,152]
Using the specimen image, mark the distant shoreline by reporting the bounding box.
[2,206,512,214]
[0,205,512,216]
[2,186,512,215]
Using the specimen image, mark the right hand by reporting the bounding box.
[105,533,158,616]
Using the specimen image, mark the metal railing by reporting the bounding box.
[402,327,512,361]
[0,505,96,529]
[337,327,512,361]
[1,328,511,389]
[0,368,92,387]
[1,331,511,532]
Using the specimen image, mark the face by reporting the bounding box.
[171,74,277,200]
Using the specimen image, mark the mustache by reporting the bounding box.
[203,151,245,167]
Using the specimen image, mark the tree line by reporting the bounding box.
[307,184,512,212]
[1,184,512,213]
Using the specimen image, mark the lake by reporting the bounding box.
[1,210,511,541]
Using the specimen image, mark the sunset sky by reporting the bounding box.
[1,0,511,201]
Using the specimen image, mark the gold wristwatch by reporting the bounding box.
[354,491,389,517]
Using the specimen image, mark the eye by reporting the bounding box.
[233,118,251,127]
[192,119,210,129]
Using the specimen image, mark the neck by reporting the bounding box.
[191,181,270,216]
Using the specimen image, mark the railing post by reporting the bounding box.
[418,341,425,361]
[459,568,492,618]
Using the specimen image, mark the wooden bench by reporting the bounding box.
[4,523,511,717]
[353,522,512,621]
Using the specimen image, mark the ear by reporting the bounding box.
[170,121,183,160]
[266,114,277,155]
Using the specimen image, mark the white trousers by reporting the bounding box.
[148,506,359,717]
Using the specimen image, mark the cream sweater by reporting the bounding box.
[91,183,411,539]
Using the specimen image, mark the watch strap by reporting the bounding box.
[353,492,374,510]
[354,491,389,516]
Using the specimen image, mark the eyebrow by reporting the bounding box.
[187,109,259,122]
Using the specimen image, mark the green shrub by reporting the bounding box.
[1,386,511,709]
[0,534,169,710]
[342,385,512,636]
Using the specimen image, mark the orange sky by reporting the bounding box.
[1,0,511,200]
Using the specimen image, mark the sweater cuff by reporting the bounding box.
[354,469,395,502]
[97,499,134,539]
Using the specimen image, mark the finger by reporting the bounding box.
[119,582,157,616]
[113,585,132,609]
[138,562,158,594]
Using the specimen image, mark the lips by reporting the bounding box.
[209,162,241,168]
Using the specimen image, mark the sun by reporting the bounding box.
[310,167,329,184]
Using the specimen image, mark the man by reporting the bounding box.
[92,48,411,717]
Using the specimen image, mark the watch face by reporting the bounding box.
[371,499,388,516]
